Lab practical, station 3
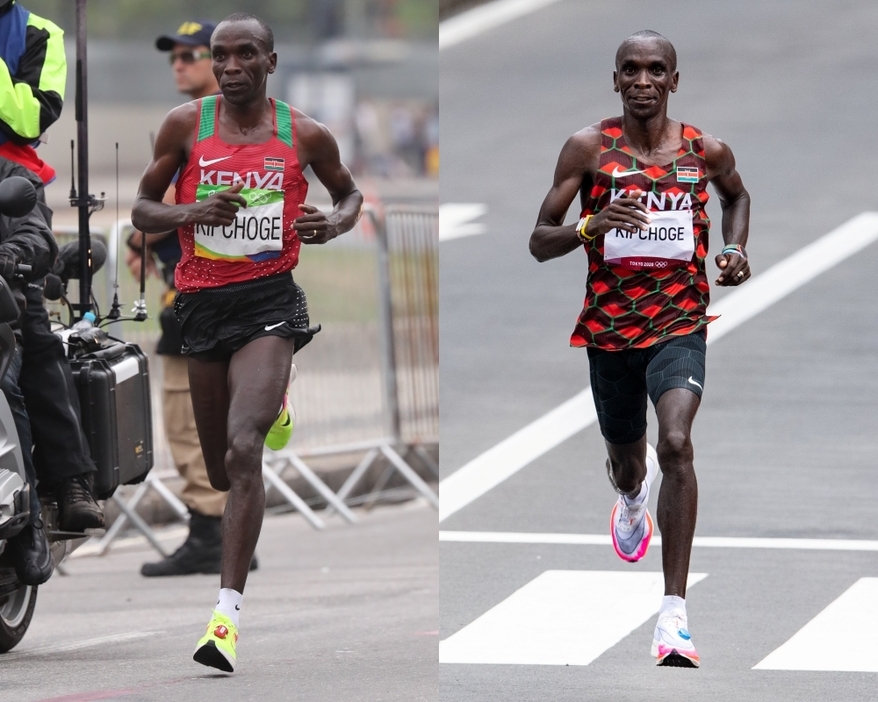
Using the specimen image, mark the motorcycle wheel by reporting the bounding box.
[0,584,37,652]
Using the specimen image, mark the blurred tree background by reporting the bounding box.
[20,0,436,41]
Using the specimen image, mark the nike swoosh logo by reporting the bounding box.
[687,376,703,391]
[265,321,286,331]
[199,155,232,167]
[611,167,646,178]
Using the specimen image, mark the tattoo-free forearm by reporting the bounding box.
[329,188,364,236]
[720,189,750,248]
[529,223,582,262]
[131,196,199,234]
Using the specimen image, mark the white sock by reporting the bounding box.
[216,588,243,628]
[660,595,686,616]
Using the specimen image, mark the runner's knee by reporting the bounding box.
[224,430,264,476]
[656,430,693,473]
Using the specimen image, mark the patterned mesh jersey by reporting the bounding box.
[175,95,308,292]
[570,116,717,350]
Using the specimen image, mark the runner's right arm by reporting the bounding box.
[131,105,246,233]
[529,127,649,262]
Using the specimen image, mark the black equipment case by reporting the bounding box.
[70,342,153,499]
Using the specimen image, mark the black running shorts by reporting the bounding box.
[587,330,706,445]
[174,272,319,362]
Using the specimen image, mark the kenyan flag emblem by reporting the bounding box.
[264,156,285,172]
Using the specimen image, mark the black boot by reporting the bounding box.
[8,518,53,585]
[56,473,105,532]
[141,509,223,577]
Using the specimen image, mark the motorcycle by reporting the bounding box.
[0,176,153,652]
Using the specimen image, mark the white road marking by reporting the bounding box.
[440,531,878,552]
[440,0,565,50]
[754,578,878,672]
[440,570,707,665]
[439,212,878,522]
[440,203,487,242]
[2,630,163,660]
[439,390,594,521]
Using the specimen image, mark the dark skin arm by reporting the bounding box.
[529,125,649,263]
[293,114,363,244]
[130,103,247,233]
[703,135,751,285]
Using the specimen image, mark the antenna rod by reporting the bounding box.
[74,0,92,318]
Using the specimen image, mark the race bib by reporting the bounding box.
[603,209,695,271]
[193,184,284,260]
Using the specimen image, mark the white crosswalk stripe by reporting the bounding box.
[754,578,878,672]
[442,567,877,671]
[440,570,707,666]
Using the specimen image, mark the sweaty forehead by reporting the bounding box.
[615,37,675,69]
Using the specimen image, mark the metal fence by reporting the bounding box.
[378,207,439,445]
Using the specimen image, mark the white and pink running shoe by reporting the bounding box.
[651,608,700,668]
[609,443,659,562]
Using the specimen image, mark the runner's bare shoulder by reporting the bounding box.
[700,133,736,179]
[155,101,200,154]
[557,122,602,178]
[292,108,338,166]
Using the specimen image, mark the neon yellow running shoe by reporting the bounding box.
[265,366,296,451]
[193,610,238,672]
[265,392,294,451]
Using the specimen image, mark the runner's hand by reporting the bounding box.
[586,189,650,238]
[715,249,750,286]
[295,204,339,245]
[191,181,247,227]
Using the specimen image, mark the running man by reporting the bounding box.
[131,13,363,672]
[529,30,750,667]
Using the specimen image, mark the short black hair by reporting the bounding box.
[616,30,677,72]
[218,12,274,53]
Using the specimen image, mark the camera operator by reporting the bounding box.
[0,159,58,585]
[0,0,104,531]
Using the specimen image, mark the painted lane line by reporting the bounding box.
[439,531,878,552]
[439,389,595,521]
[440,203,488,242]
[440,570,707,665]
[706,211,878,343]
[439,212,878,522]
[440,0,565,50]
[754,578,878,672]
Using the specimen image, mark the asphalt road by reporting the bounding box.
[440,1,878,700]
[0,501,437,702]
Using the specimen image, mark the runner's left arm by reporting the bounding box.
[294,117,363,245]
[704,135,751,286]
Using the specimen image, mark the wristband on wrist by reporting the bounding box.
[576,214,595,242]
[721,243,746,260]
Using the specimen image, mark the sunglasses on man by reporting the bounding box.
[169,49,211,65]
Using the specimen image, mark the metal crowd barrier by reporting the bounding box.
[49,204,438,553]
[266,204,439,512]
